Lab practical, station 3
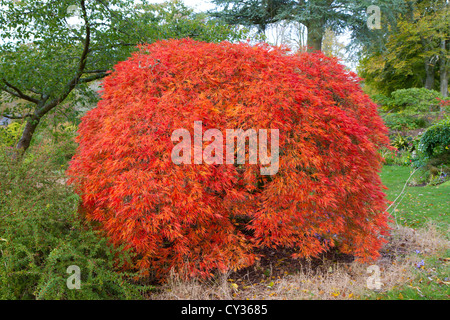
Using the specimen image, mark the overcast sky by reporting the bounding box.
[157,0,216,11]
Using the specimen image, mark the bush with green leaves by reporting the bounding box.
[382,133,425,167]
[372,94,395,111]
[418,118,450,158]
[0,122,25,147]
[389,88,443,112]
[391,134,410,151]
[0,146,150,300]
[383,113,429,131]
[41,122,79,169]
[381,148,415,167]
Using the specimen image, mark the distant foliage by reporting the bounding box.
[68,39,392,280]
[391,88,443,112]
[382,113,429,131]
[384,88,443,112]
[0,122,25,147]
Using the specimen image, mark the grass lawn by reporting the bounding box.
[380,165,450,231]
[374,165,450,300]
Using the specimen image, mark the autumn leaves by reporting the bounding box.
[67,39,392,280]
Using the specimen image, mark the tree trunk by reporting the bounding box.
[424,56,436,90]
[15,116,40,153]
[440,39,448,98]
[421,35,437,90]
[306,20,324,52]
[441,66,449,98]
[307,31,323,52]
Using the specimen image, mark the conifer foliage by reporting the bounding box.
[67,39,391,280]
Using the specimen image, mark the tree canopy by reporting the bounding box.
[0,0,248,152]
[358,0,449,97]
[210,0,406,52]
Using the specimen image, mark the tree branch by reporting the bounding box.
[1,79,39,104]
[2,113,32,119]
[35,0,91,118]
[28,87,43,95]
[83,69,108,74]
[78,72,108,84]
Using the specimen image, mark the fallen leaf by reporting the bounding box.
[331,291,340,297]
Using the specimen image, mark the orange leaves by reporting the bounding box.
[67,39,391,281]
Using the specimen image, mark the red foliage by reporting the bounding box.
[67,39,392,280]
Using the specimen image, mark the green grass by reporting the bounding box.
[374,165,450,300]
[380,166,450,230]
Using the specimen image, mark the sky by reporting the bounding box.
[160,0,216,12]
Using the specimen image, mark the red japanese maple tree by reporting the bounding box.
[67,38,392,280]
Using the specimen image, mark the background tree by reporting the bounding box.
[0,0,248,153]
[210,0,406,52]
[264,20,307,49]
[358,0,449,97]
[321,27,347,60]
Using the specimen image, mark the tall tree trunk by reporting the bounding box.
[307,31,323,52]
[441,64,449,98]
[424,56,436,89]
[421,35,437,90]
[306,19,325,52]
[439,38,448,98]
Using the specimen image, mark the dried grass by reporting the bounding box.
[153,270,234,300]
[149,222,450,300]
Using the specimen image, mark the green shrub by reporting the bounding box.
[391,134,410,151]
[372,94,394,111]
[409,163,450,186]
[390,88,443,112]
[382,134,425,167]
[0,146,150,299]
[418,118,450,158]
[383,113,429,131]
[0,122,25,147]
[45,123,79,169]
[380,148,414,166]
